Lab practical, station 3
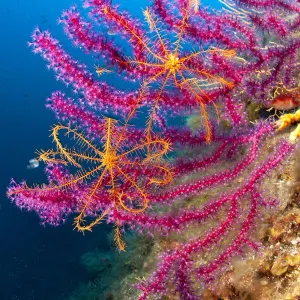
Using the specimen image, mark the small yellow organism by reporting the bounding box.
[94,65,111,77]
[276,108,300,143]
[289,124,300,143]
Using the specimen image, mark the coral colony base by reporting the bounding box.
[7,0,299,298]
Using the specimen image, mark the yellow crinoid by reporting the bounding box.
[29,118,172,250]
[276,108,300,143]
[101,4,236,143]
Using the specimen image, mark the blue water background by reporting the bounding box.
[0,0,221,299]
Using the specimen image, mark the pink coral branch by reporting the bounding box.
[137,140,293,298]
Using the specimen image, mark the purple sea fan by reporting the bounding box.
[113,122,295,299]
[53,0,249,142]
[156,0,299,112]
[218,0,300,106]
[8,164,85,226]
[5,0,299,298]
[150,0,262,127]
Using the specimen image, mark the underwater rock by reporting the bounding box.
[271,252,300,276]
[271,254,290,276]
